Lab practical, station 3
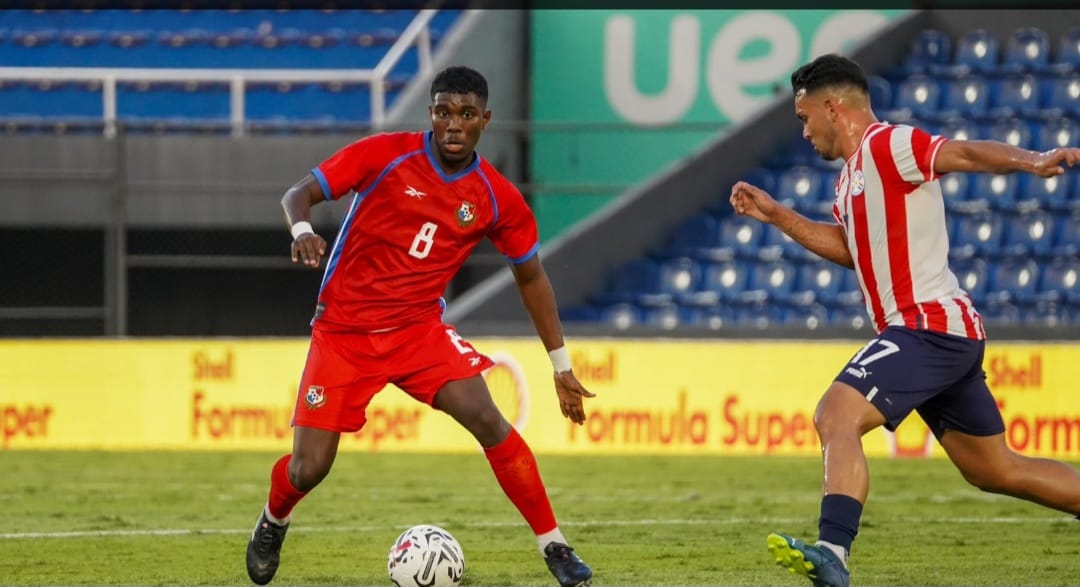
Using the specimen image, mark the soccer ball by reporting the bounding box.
[387,524,465,587]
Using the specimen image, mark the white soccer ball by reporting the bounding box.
[387,524,465,587]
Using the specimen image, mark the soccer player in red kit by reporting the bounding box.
[731,54,1080,587]
[245,66,594,587]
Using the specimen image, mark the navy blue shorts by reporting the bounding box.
[833,326,1005,439]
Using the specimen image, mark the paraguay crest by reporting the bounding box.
[456,201,477,228]
[305,385,326,410]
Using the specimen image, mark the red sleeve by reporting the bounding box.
[890,125,948,185]
[312,133,401,201]
[485,171,540,264]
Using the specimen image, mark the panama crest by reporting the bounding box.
[456,201,477,228]
[305,385,326,410]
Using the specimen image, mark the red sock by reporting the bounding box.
[267,454,307,521]
[484,428,558,535]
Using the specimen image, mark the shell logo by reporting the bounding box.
[482,352,530,432]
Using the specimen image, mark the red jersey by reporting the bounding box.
[310,131,539,331]
[832,122,986,340]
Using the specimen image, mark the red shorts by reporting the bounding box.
[291,320,494,433]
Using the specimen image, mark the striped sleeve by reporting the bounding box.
[890,125,948,185]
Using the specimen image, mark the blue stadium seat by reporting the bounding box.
[989,74,1042,117]
[759,225,820,263]
[591,258,662,306]
[779,304,829,330]
[953,29,1000,72]
[600,303,642,331]
[1001,210,1055,258]
[904,29,952,73]
[867,76,893,109]
[679,304,735,330]
[793,262,845,304]
[983,117,1032,149]
[971,173,1019,211]
[828,307,870,331]
[979,300,1022,326]
[745,261,798,302]
[716,216,766,260]
[987,258,1040,304]
[776,166,823,213]
[1051,212,1080,257]
[731,303,783,330]
[1023,174,1072,211]
[655,213,720,261]
[560,304,601,323]
[951,213,1004,259]
[940,172,979,214]
[936,116,979,142]
[642,303,682,330]
[951,257,990,299]
[1002,27,1051,72]
[1035,118,1078,152]
[1022,301,1073,328]
[1055,27,1080,67]
[1043,73,1080,116]
[1036,256,1080,303]
[939,77,991,118]
[682,260,751,305]
[657,257,702,298]
[894,74,941,119]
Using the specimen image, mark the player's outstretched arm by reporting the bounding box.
[510,256,596,425]
[281,174,328,268]
[935,141,1080,178]
[730,181,854,269]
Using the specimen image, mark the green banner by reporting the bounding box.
[530,9,908,240]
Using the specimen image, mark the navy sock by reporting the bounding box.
[818,493,863,552]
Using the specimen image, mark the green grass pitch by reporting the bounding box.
[2,451,1077,586]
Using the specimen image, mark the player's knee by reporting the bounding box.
[465,406,508,446]
[288,453,332,491]
[959,462,1015,494]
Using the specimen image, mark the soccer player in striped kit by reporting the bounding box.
[245,66,593,587]
[731,54,1080,587]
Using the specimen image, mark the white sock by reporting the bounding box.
[263,503,290,526]
[537,528,568,555]
[815,540,849,568]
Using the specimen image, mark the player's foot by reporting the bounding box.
[246,510,289,585]
[766,532,849,587]
[543,542,592,587]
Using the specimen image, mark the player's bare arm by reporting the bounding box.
[281,174,329,268]
[935,141,1080,178]
[730,181,854,269]
[510,256,596,425]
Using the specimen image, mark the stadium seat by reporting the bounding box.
[940,172,977,214]
[715,216,766,260]
[1035,118,1078,152]
[867,76,893,109]
[590,258,663,306]
[950,213,1004,259]
[776,166,823,213]
[936,116,979,142]
[731,303,783,330]
[1023,174,1071,211]
[904,29,952,73]
[1051,212,1080,257]
[1001,210,1054,257]
[1022,301,1072,327]
[657,257,702,298]
[679,304,735,330]
[1002,27,1051,72]
[894,74,941,119]
[655,213,721,261]
[1043,73,1080,115]
[987,257,1040,304]
[1035,256,1080,303]
[979,300,1022,326]
[1055,27,1080,67]
[560,304,601,323]
[953,29,1000,72]
[682,260,751,306]
[779,303,829,330]
[971,173,1019,211]
[950,257,990,299]
[758,225,820,263]
[642,303,682,330]
[989,74,1042,117]
[600,302,642,331]
[983,117,1032,149]
[828,306,870,330]
[793,262,845,304]
[745,261,798,302]
[939,77,990,118]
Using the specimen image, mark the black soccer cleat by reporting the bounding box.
[543,542,593,587]
[246,510,289,585]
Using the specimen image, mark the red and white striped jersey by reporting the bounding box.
[832,122,986,340]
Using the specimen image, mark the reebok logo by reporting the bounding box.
[405,186,426,198]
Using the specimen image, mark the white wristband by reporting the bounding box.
[548,346,572,373]
[290,221,314,240]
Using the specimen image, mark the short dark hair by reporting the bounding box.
[430,66,488,103]
[790,54,868,96]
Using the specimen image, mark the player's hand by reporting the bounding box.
[1033,147,1080,177]
[729,181,780,223]
[291,233,327,268]
[553,370,595,425]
